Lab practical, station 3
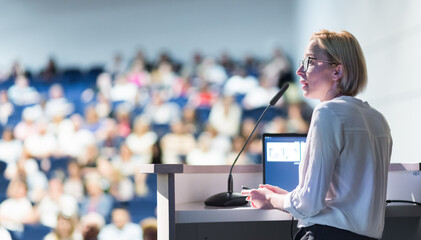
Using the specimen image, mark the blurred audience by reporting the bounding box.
[0,178,36,235]
[125,117,157,163]
[37,177,78,228]
[208,94,242,138]
[98,207,142,240]
[160,121,196,164]
[79,212,105,240]
[79,172,113,221]
[0,90,14,125]
[43,214,82,240]
[0,48,311,239]
[139,217,157,240]
[7,75,40,106]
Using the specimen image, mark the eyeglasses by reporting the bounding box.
[299,56,335,72]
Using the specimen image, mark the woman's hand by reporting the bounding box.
[241,184,288,210]
[259,184,289,195]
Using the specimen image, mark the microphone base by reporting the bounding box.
[204,192,248,207]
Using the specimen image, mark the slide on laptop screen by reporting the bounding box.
[263,133,307,192]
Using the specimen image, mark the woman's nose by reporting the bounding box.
[296,64,305,76]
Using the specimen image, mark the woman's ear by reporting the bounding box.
[332,64,343,82]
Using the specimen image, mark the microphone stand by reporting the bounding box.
[205,84,289,207]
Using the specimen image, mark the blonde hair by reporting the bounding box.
[311,30,367,96]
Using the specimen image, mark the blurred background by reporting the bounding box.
[0,0,419,239]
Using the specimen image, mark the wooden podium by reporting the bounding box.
[139,164,421,240]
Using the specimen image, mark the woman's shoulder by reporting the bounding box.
[315,96,360,112]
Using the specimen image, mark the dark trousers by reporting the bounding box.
[294,224,378,240]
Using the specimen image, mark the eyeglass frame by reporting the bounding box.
[299,56,336,72]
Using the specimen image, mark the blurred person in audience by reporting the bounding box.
[96,73,113,100]
[4,60,26,80]
[160,121,196,164]
[127,59,151,88]
[111,142,150,197]
[63,160,84,202]
[125,116,157,163]
[186,133,226,165]
[0,127,23,166]
[181,106,201,136]
[79,172,113,221]
[7,75,41,106]
[130,50,153,72]
[24,119,58,160]
[5,149,49,203]
[199,57,227,89]
[181,51,203,83]
[78,143,99,170]
[97,118,125,159]
[239,118,263,163]
[263,116,289,134]
[79,212,105,240]
[0,178,36,236]
[208,94,242,137]
[113,103,132,138]
[110,74,138,105]
[243,54,261,78]
[223,66,259,96]
[171,76,192,100]
[150,61,178,91]
[44,214,82,240]
[203,124,231,156]
[13,105,43,141]
[44,83,74,120]
[188,82,218,109]
[0,225,12,240]
[226,136,253,165]
[242,74,280,110]
[39,57,59,83]
[139,217,157,240]
[98,207,142,240]
[37,177,78,228]
[262,48,292,89]
[96,156,134,203]
[286,102,310,133]
[218,51,236,77]
[0,90,14,126]
[142,90,181,125]
[94,92,112,120]
[57,114,96,160]
[112,143,145,177]
[47,104,72,140]
[153,51,177,70]
[82,105,106,137]
[105,53,127,81]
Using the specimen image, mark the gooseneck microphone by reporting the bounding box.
[204,83,290,207]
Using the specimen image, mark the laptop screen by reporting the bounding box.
[263,133,307,192]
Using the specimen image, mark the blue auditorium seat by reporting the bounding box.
[21,224,51,240]
[169,97,188,108]
[151,123,171,139]
[243,106,286,122]
[195,107,211,123]
[61,68,83,83]
[125,174,158,223]
[0,161,9,203]
[47,156,71,179]
[127,197,157,223]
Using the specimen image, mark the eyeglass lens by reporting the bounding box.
[300,57,309,72]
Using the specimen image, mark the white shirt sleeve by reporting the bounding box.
[284,106,342,218]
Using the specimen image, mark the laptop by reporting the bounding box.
[262,133,307,192]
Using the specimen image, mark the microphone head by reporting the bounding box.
[270,83,289,106]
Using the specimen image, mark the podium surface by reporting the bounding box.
[140,164,421,240]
